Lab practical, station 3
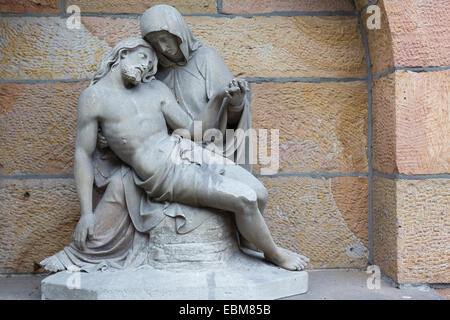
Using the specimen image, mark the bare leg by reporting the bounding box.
[235,205,308,270]
[221,164,268,213]
[168,143,309,269]
[220,164,268,252]
[237,232,260,252]
[199,150,268,252]
[195,173,309,271]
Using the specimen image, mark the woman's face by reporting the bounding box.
[145,31,181,60]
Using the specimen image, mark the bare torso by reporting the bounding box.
[92,80,175,179]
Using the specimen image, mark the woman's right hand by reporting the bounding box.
[224,78,249,107]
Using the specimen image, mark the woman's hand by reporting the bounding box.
[224,79,249,108]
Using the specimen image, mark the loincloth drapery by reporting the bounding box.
[125,134,236,235]
[132,134,235,205]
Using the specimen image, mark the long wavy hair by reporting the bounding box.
[91,37,158,86]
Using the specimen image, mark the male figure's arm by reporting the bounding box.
[73,89,99,248]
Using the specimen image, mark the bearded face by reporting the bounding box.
[119,46,155,86]
[120,59,143,86]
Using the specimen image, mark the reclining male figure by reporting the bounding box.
[74,37,309,271]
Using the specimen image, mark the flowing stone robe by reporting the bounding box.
[40,5,252,272]
[141,4,253,171]
[41,144,223,272]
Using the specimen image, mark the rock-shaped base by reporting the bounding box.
[41,249,308,300]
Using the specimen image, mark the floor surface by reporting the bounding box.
[0,269,447,300]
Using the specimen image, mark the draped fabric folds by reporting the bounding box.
[40,5,253,273]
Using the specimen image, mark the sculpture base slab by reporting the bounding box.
[41,250,308,300]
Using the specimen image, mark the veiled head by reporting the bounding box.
[144,30,182,62]
[140,5,201,67]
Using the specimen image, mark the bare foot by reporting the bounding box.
[264,247,309,271]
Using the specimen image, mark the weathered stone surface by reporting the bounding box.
[0,83,22,115]
[0,8,371,275]
[355,0,371,10]
[0,0,59,14]
[374,177,450,284]
[251,81,368,174]
[372,70,450,175]
[383,0,450,69]
[436,288,450,300]
[331,177,369,248]
[363,0,394,75]
[365,0,450,75]
[260,176,369,269]
[396,179,450,284]
[0,175,369,273]
[0,179,80,273]
[67,0,217,14]
[83,15,366,78]
[373,176,398,281]
[80,17,140,48]
[1,16,366,80]
[221,0,352,14]
[395,70,450,174]
[41,253,308,299]
[147,213,239,271]
[0,17,110,80]
[372,73,396,173]
[191,16,366,78]
[0,81,88,175]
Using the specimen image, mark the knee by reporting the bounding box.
[236,188,259,216]
[254,182,268,205]
[258,186,268,204]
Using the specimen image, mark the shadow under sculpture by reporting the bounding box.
[40,6,309,277]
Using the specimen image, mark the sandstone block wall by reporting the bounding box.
[374,177,449,284]
[0,1,370,273]
[2,0,448,286]
[361,0,449,284]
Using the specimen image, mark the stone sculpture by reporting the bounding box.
[40,5,309,299]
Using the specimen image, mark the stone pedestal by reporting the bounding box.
[146,211,239,271]
[41,213,308,299]
[41,251,308,300]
